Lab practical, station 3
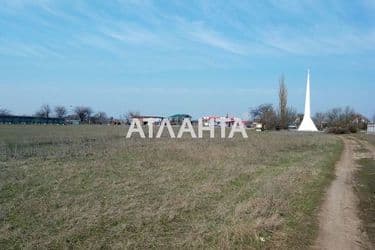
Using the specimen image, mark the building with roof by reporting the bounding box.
[0,115,64,125]
[201,115,244,127]
[132,115,164,125]
[169,114,192,125]
[368,123,375,134]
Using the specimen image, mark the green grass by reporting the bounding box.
[354,133,375,147]
[357,159,375,245]
[0,125,342,249]
[368,135,375,147]
[355,158,375,246]
[353,134,375,247]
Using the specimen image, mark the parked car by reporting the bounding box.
[288,125,298,130]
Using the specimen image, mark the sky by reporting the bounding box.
[0,0,374,119]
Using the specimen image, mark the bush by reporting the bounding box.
[349,125,358,133]
[326,127,350,134]
[326,126,358,134]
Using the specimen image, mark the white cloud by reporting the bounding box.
[260,26,375,55]
[100,25,160,45]
[1,0,375,59]
[0,39,63,58]
[189,28,248,55]
[1,0,50,9]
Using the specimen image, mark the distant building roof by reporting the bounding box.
[0,115,64,124]
[169,114,191,118]
[132,115,164,119]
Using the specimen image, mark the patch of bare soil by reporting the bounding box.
[313,137,373,250]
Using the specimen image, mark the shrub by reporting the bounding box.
[326,126,358,134]
[326,127,350,134]
[349,125,358,133]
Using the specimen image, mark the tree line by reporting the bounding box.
[250,75,372,133]
[0,105,110,125]
[0,105,143,125]
[1,77,373,132]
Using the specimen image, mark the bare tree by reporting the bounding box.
[343,106,356,126]
[74,106,93,123]
[278,75,288,129]
[124,110,140,124]
[325,106,359,133]
[250,104,277,130]
[286,106,298,126]
[0,108,11,116]
[325,107,342,127]
[54,106,67,119]
[314,112,326,130]
[91,112,108,124]
[35,104,51,118]
[296,113,304,126]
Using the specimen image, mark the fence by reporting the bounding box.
[368,123,375,134]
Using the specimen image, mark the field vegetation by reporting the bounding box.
[354,134,375,246]
[0,125,342,249]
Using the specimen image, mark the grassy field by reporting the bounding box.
[356,133,375,147]
[354,134,375,246]
[356,158,375,246]
[0,125,342,249]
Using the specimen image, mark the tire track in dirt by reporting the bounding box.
[313,137,372,250]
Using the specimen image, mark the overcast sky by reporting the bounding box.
[0,0,374,119]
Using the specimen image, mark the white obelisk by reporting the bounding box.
[298,69,318,132]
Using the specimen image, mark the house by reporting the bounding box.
[352,115,369,130]
[66,119,80,125]
[169,114,192,125]
[368,123,375,134]
[132,115,164,125]
[201,115,244,127]
[201,116,221,126]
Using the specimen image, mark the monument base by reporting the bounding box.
[298,117,318,132]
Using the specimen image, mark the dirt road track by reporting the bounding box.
[313,137,373,250]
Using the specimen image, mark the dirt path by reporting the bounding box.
[313,137,373,250]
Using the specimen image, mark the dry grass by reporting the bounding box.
[0,125,342,249]
[353,135,375,247]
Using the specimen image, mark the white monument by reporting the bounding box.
[298,69,318,132]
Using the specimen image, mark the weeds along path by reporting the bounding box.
[313,137,372,250]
